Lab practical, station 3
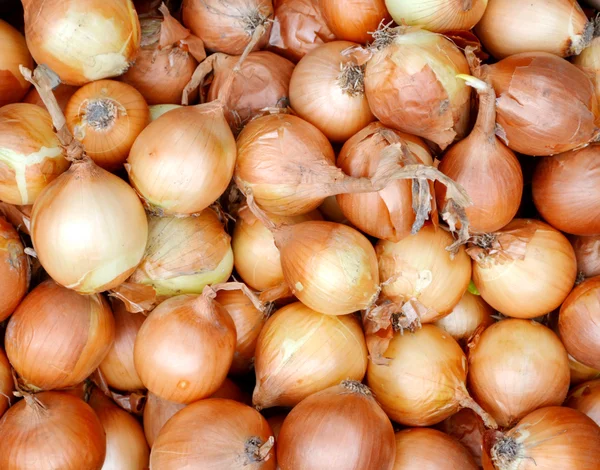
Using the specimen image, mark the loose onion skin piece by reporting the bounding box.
[24,84,79,112]
[0,392,107,470]
[319,0,390,44]
[0,348,12,418]
[565,379,600,426]
[438,409,486,467]
[0,19,33,106]
[434,291,494,345]
[0,216,29,322]
[277,381,395,470]
[570,235,600,278]
[151,398,276,469]
[468,319,570,428]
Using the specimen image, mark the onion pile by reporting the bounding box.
[0,216,28,322]
[0,19,33,106]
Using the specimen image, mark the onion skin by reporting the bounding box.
[573,36,600,105]
[5,280,115,391]
[0,19,33,106]
[24,84,79,112]
[468,319,570,428]
[438,409,486,467]
[148,104,181,122]
[569,354,600,385]
[0,216,29,322]
[434,291,494,345]
[0,392,107,470]
[0,348,12,418]
[570,235,600,279]
[151,398,276,469]
[565,379,600,426]
[22,0,141,85]
[319,0,390,44]
[252,302,368,409]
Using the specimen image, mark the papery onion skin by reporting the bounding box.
[253,302,368,409]
[0,392,107,470]
[565,379,600,426]
[468,319,569,428]
[570,235,600,279]
[0,348,12,418]
[569,354,600,385]
[0,19,33,106]
[5,279,115,391]
[0,216,29,322]
[438,409,486,467]
[319,0,390,44]
[0,103,68,205]
[24,84,79,112]
[434,291,494,345]
[151,398,276,469]
[573,36,600,104]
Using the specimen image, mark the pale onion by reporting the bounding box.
[24,84,79,112]
[484,52,600,156]
[277,381,395,470]
[470,219,577,319]
[126,102,236,216]
[385,0,488,32]
[5,279,115,391]
[565,379,600,426]
[65,80,150,171]
[253,302,368,409]
[319,0,390,44]
[0,19,33,106]
[364,27,471,150]
[468,319,569,428]
[570,235,600,278]
[569,354,600,385]
[0,216,29,322]
[0,103,68,205]
[151,398,276,469]
[573,36,600,103]
[475,0,591,59]
[0,348,12,418]
[22,0,141,85]
[0,392,106,470]
[438,409,486,467]
[148,104,181,122]
[434,291,494,345]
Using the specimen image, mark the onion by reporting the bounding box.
[0,392,106,469]
[266,414,286,438]
[570,235,600,278]
[565,379,600,426]
[289,41,374,142]
[0,103,68,205]
[24,84,79,112]
[277,381,395,470]
[0,203,32,236]
[253,302,368,409]
[0,216,29,322]
[385,0,487,32]
[573,35,600,103]
[438,409,486,467]
[569,354,600,385]
[22,0,141,85]
[484,52,600,156]
[468,319,569,428]
[319,195,351,225]
[470,219,577,319]
[5,279,115,391]
[482,407,600,470]
[392,428,478,470]
[364,26,471,150]
[126,101,236,216]
[151,398,276,469]
[475,0,591,60]
[319,0,390,44]
[0,19,33,106]
[0,348,12,418]
[149,104,181,122]
[434,291,494,345]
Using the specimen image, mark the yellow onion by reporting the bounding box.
[0,216,29,322]
[319,195,351,224]
[468,319,569,428]
[24,84,79,112]
[0,19,33,106]
[148,104,181,121]
[565,379,600,426]
[364,27,471,150]
[22,0,140,85]
[0,348,12,418]
[0,103,68,205]
[434,291,494,345]
[569,354,600,385]
[484,52,600,156]
[5,279,115,391]
[438,409,486,467]
[570,235,600,279]
[127,101,236,216]
[573,36,600,104]
[151,398,276,469]
[253,302,368,409]
[319,0,390,44]
[475,0,591,60]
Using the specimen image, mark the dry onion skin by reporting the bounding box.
[475,0,591,60]
[0,216,29,322]
[24,84,79,112]
[151,398,276,469]
[467,319,570,428]
[277,381,395,470]
[5,279,115,391]
[570,235,600,279]
[253,302,368,409]
[0,19,33,106]
[434,291,494,345]
[565,379,600,427]
[22,0,141,85]
[0,348,12,418]
[438,409,486,467]
[319,0,390,44]
[573,35,600,103]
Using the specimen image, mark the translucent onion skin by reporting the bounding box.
[0,392,106,470]
[468,319,570,428]
[565,379,600,426]
[22,0,141,85]
[253,302,368,409]
[151,398,276,469]
[5,280,115,391]
[289,41,374,142]
[24,84,79,112]
[319,0,390,44]
[0,348,12,418]
[0,19,33,106]
[434,291,494,345]
[570,235,600,278]
[0,216,29,322]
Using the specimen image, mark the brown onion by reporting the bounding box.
[570,235,600,278]
[468,319,569,428]
[569,354,600,385]
[0,216,29,322]
[434,291,494,345]
[573,35,600,103]
[0,203,32,235]
[565,379,600,426]
[0,348,12,418]
[23,84,79,112]
[319,0,390,44]
[0,19,33,106]
[266,414,286,438]
[438,409,486,467]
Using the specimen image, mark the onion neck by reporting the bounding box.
[464,75,497,143]
[244,436,275,464]
[457,387,498,429]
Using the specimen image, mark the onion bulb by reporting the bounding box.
[470,219,577,319]
[468,319,569,428]
[0,203,32,236]
[475,0,591,60]
[570,235,600,279]
[0,19,33,106]
[434,291,494,345]
[0,216,29,322]
[24,84,79,112]
[573,35,600,103]
[149,104,181,122]
[5,279,115,391]
[0,348,12,418]
[151,398,276,469]
[253,302,368,409]
[438,409,486,467]
[319,0,390,44]
[569,354,600,385]
[277,381,396,470]
[0,391,106,470]
[565,379,600,426]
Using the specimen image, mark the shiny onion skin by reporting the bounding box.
[392,428,478,470]
[0,103,68,205]
[24,84,79,112]
[570,235,600,278]
[471,219,577,319]
[22,0,141,85]
[0,348,12,418]
[438,409,486,467]
[558,277,600,370]
[364,27,471,150]
[475,0,591,59]
[319,0,390,44]
[532,145,600,236]
[434,291,494,345]
[565,379,600,426]
[484,53,600,156]
[0,216,29,322]
[65,80,150,171]
[5,280,115,391]
[252,302,368,409]
[468,319,570,428]
[573,36,600,104]
[277,381,395,470]
[289,41,374,142]
[0,392,106,470]
[151,398,276,469]
[0,19,33,106]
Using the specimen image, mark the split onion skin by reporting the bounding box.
[319,0,391,44]
[0,348,12,418]
[0,216,29,322]
[565,379,600,427]
[434,291,494,345]
[570,235,600,279]
[0,19,33,106]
